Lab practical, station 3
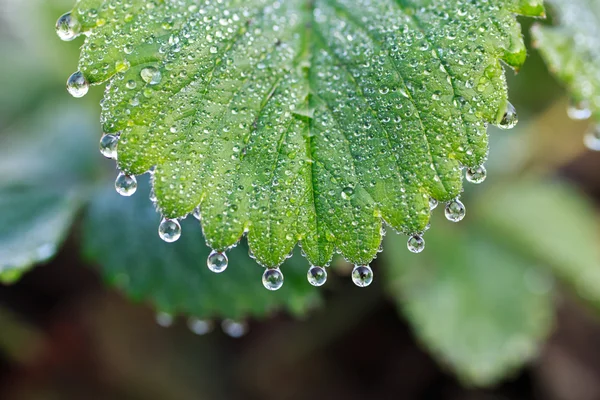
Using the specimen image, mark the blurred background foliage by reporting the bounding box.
[1,0,600,399]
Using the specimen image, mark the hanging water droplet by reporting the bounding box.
[66,71,89,98]
[207,250,228,273]
[158,218,181,243]
[115,172,137,196]
[407,234,425,253]
[221,319,248,338]
[155,312,174,328]
[466,165,487,184]
[429,198,438,210]
[584,125,600,151]
[307,266,327,287]
[352,265,373,287]
[445,199,466,222]
[497,102,518,130]
[262,268,284,291]
[187,318,213,336]
[99,134,119,159]
[140,66,162,85]
[192,206,202,221]
[55,12,81,41]
[567,99,592,121]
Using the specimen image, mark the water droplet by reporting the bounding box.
[445,199,466,222]
[341,186,354,200]
[429,198,438,210]
[497,102,518,130]
[221,319,248,338]
[66,71,89,98]
[158,218,181,243]
[115,172,137,196]
[140,66,162,85]
[584,125,600,151]
[407,234,425,253]
[567,99,592,120]
[155,312,174,327]
[99,134,119,159]
[307,266,327,287]
[352,265,373,287]
[187,318,213,335]
[55,12,81,41]
[466,166,487,184]
[192,206,202,221]
[262,268,284,291]
[207,250,228,273]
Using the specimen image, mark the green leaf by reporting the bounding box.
[383,221,553,386]
[62,0,544,268]
[0,104,98,282]
[532,0,600,121]
[82,176,321,319]
[474,179,600,308]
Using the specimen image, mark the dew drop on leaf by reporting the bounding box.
[207,250,228,273]
[55,12,81,41]
[466,165,487,184]
[584,125,600,151]
[497,102,518,129]
[307,266,327,287]
[445,199,466,222]
[407,234,425,253]
[262,268,284,291]
[341,186,354,200]
[140,66,162,85]
[192,206,202,221]
[352,265,373,288]
[115,172,137,197]
[99,134,119,159]
[158,218,181,243]
[429,198,439,210]
[66,71,89,98]
[567,99,592,120]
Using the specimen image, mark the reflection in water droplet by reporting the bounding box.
[466,165,487,184]
[584,125,600,151]
[497,102,518,130]
[158,218,181,243]
[56,12,81,41]
[341,186,354,200]
[567,99,592,121]
[221,319,248,338]
[155,312,174,328]
[207,250,228,273]
[187,318,213,336]
[352,265,373,287]
[445,199,466,222]
[99,134,119,159]
[115,172,137,196]
[307,266,327,287]
[407,234,425,253]
[140,66,162,85]
[262,268,284,291]
[66,71,89,98]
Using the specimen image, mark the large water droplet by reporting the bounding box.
[466,166,487,184]
[307,266,327,287]
[66,71,89,98]
[262,268,284,291]
[140,66,162,85]
[207,250,228,273]
[584,125,600,151]
[158,218,181,243]
[187,318,213,336]
[56,12,81,41]
[407,234,425,253]
[99,134,119,159]
[352,265,373,287]
[445,199,466,222]
[497,102,518,130]
[115,172,137,196]
[221,319,248,338]
[567,99,592,121]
